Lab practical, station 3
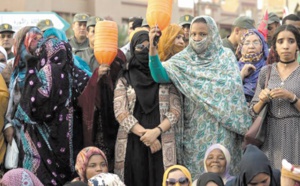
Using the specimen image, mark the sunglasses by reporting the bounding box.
[166,177,189,185]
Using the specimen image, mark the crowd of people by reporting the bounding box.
[0,9,299,186]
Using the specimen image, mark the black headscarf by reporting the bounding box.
[231,145,280,186]
[124,30,159,114]
[197,173,224,186]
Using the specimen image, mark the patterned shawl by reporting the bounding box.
[75,146,108,182]
[1,168,44,186]
[158,24,185,61]
[88,173,125,186]
[236,29,268,97]
[204,144,234,183]
[162,16,251,132]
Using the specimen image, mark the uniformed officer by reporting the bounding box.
[76,16,103,72]
[178,14,194,46]
[0,23,15,60]
[37,19,54,32]
[69,13,89,54]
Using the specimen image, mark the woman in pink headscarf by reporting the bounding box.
[73,146,109,183]
[0,168,43,186]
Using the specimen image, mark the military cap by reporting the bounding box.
[179,15,194,26]
[0,23,15,33]
[233,16,255,29]
[87,16,104,28]
[268,12,280,24]
[73,13,89,23]
[37,19,54,32]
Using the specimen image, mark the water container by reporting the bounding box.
[94,21,118,65]
[146,0,172,31]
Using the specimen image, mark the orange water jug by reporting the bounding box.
[94,21,118,65]
[146,0,172,31]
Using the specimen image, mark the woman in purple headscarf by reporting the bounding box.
[236,29,269,103]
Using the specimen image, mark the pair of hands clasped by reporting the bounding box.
[259,88,294,103]
[140,127,162,154]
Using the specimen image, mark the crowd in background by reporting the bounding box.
[0,8,299,186]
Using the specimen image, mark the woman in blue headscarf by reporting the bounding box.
[148,16,252,178]
[236,29,269,103]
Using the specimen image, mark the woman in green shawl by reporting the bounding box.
[148,16,252,178]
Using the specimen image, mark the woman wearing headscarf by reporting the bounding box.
[4,26,42,150]
[226,144,280,186]
[114,30,181,186]
[149,16,252,177]
[236,29,269,103]
[196,173,224,186]
[193,144,234,184]
[1,168,44,186]
[162,165,192,186]
[4,27,88,185]
[158,24,185,61]
[73,146,109,183]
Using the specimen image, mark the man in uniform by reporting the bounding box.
[37,19,54,32]
[69,13,89,54]
[76,16,104,72]
[222,16,255,56]
[267,12,281,48]
[179,14,194,46]
[0,23,15,60]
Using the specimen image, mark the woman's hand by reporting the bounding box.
[241,64,256,80]
[270,88,294,100]
[140,128,161,146]
[258,88,272,103]
[97,64,110,80]
[149,139,161,154]
[149,27,161,56]
[4,126,14,145]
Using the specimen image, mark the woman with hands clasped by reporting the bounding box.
[250,24,300,169]
[113,30,181,186]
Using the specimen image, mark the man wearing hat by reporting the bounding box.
[179,14,194,46]
[121,16,143,61]
[0,23,15,60]
[37,19,54,32]
[76,16,104,72]
[222,16,255,56]
[267,12,281,48]
[69,13,90,54]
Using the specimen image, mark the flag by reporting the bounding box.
[258,9,268,41]
[283,6,289,18]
